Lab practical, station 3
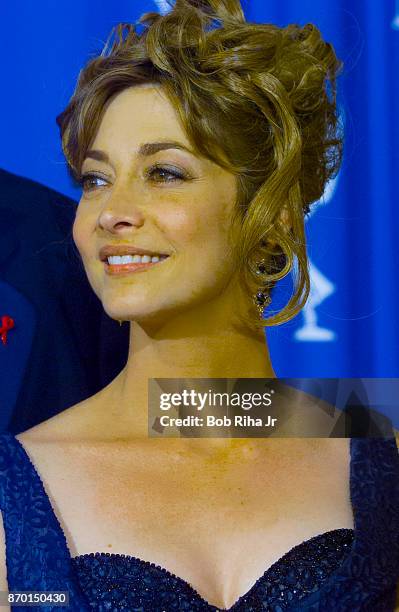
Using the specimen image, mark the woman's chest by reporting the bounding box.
[17,437,354,609]
[19,437,354,559]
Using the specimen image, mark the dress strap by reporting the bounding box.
[350,436,399,537]
[312,435,399,611]
[0,432,88,611]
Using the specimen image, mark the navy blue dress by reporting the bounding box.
[0,431,398,611]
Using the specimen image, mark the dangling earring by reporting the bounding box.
[118,320,123,327]
[253,258,272,317]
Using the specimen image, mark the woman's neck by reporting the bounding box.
[95,304,275,439]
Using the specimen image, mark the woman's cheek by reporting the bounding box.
[73,209,95,258]
[162,204,195,229]
[72,223,84,259]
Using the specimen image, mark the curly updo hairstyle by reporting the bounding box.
[57,0,343,332]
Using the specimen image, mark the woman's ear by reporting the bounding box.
[266,206,291,249]
[278,206,291,234]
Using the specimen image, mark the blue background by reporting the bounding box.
[1,0,398,377]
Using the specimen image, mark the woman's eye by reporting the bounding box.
[80,174,108,192]
[146,165,187,183]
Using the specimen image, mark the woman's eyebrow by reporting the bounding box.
[138,141,196,156]
[84,141,196,164]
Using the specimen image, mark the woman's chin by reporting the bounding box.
[102,301,171,329]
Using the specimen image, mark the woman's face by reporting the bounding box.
[74,84,239,328]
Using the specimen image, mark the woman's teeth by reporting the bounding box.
[107,254,166,264]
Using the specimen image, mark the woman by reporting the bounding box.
[1,0,398,610]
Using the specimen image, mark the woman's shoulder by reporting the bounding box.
[15,396,102,446]
[15,377,121,447]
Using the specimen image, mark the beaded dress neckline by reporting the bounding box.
[71,529,355,610]
[1,432,398,611]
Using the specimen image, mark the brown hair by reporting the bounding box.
[57,0,343,332]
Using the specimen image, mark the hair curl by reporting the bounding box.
[57,0,343,332]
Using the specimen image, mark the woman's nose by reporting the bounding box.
[97,201,145,234]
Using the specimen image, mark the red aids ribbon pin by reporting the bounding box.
[0,315,15,345]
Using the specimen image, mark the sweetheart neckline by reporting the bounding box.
[70,529,355,610]
[6,432,360,610]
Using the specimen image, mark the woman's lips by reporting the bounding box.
[104,258,169,276]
